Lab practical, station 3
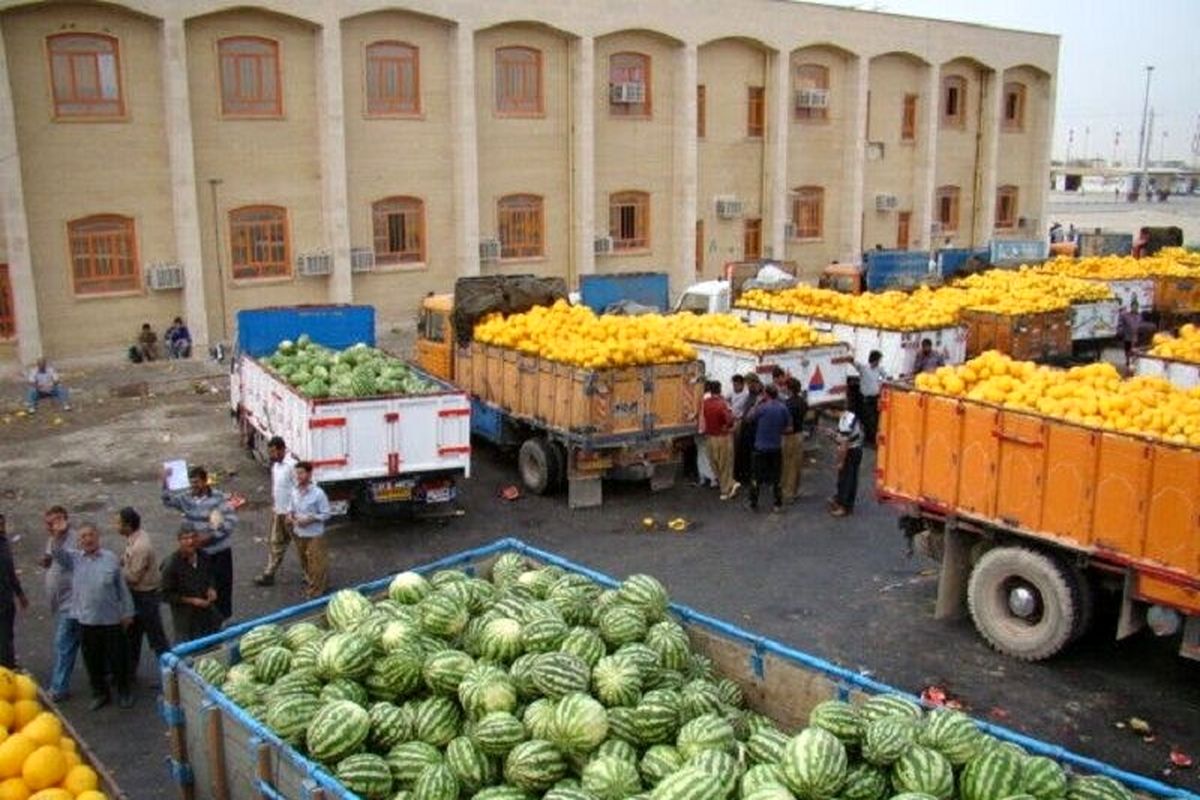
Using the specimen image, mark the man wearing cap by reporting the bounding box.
[829,410,865,517]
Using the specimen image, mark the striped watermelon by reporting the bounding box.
[290,639,325,672]
[335,752,394,799]
[618,643,664,680]
[509,652,542,700]
[446,736,497,794]
[413,694,463,747]
[193,656,227,686]
[381,620,422,653]
[742,786,795,800]
[860,693,923,723]
[521,600,566,625]
[714,677,743,709]
[892,744,954,800]
[862,716,918,766]
[746,727,790,765]
[583,754,643,800]
[740,763,786,795]
[633,698,681,746]
[461,676,520,720]
[423,649,476,695]
[917,708,982,765]
[645,623,692,672]
[676,712,735,760]
[368,648,425,698]
[490,553,527,587]
[411,763,460,800]
[531,652,592,699]
[465,577,497,613]
[598,604,649,648]
[221,678,265,709]
[504,739,569,793]
[686,748,741,798]
[840,761,890,800]
[326,590,373,631]
[1020,756,1068,800]
[472,711,529,756]
[430,568,470,587]
[779,727,849,799]
[238,624,284,661]
[617,574,670,622]
[265,667,322,702]
[283,621,324,650]
[1066,774,1134,800]
[560,627,607,668]
[481,617,526,663]
[523,698,558,740]
[522,617,570,653]
[686,653,714,681]
[595,738,639,765]
[419,591,470,638]
[368,702,413,750]
[960,747,1025,800]
[591,655,644,708]
[808,699,864,744]
[645,670,685,692]
[265,692,321,746]
[306,700,370,763]
[680,679,724,721]
[549,692,609,753]
[317,632,374,680]
[543,787,598,800]
[320,677,369,707]
[547,586,592,627]
[471,786,535,800]
[385,741,443,787]
[648,765,725,800]
[889,794,939,800]
[605,705,642,746]
[640,744,684,786]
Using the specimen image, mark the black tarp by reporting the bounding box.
[452,275,569,345]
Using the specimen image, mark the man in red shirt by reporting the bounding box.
[701,380,740,500]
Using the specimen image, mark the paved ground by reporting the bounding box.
[0,358,1197,799]
[1047,191,1200,244]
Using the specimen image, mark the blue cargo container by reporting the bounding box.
[936,247,991,279]
[234,304,376,357]
[990,239,1048,266]
[864,250,933,290]
[579,272,670,313]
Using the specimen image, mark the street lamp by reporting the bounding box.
[1136,66,1154,197]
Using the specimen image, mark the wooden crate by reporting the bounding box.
[962,308,1072,361]
[1153,275,1200,314]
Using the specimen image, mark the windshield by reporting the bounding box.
[420,309,446,343]
[675,293,712,314]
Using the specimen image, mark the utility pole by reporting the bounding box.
[1136,65,1154,196]
[1112,127,1120,166]
[1084,126,1090,163]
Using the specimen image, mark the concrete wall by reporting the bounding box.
[997,64,1051,235]
[863,52,925,251]
[934,57,987,247]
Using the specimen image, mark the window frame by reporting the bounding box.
[995,185,1019,230]
[228,205,291,280]
[746,86,765,138]
[896,210,911,250]
[793,62,829,122]
[695,219,704,275]
[217,36,283,119]
[364,40,421,117]
[608,191,650,252]
[371,196,427,266]
[494,46,544,118]
[66,214,140,296]
[936,185,961,233]
[790,186,824,241]
[900,92,918,142]
[497,194,545,260]
[1002,81,1026,132]
[697,84,706,138]
[46,33,126,120]
[0,264,15,339]
[941,75,966,129]
[608,51,652,119]
[743,218,762,259]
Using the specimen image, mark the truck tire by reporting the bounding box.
[967,546,1078,661]
[1067,563,1095,642]
[518,438,554,495]
[547,441,567,492]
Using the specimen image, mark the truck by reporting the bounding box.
[160,538,1192,800]
[674,259,800,313]
[579,271,669,314]
[230,305,471,517]
[1133,350,1200,389]
[415,278,701,508]
[876,381,1200,662]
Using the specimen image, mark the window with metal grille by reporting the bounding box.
[0,264,14,339]
[697,84,706,138]
[937,186,960,232]
[67,215,139,295]
[743,218,762,259]
[218,36,281,117]
[747,86,765,137]
[495,46,542,116]
[1003,82,1026,132]
[372,197,425,264]
[791,187,824,239]
[609,191,649,251]
[229,206,290,279]
[996,185,1018,229]
[794,63,829,121]
[47,33,124,118]
[901,93,917,141]
[941,75,966,128]
[498,194,544,258]
[366,41,420,116]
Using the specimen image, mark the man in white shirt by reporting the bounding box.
[254,436,297,587]
[288,461,331,598]
[853,350,888,445]
[26,357,71,413]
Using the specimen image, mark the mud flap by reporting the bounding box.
[649,461,679,493]
[934,523,970,621]
[1181,616,1200,661]
[568,474,603,509]
[1116,571,1146,640]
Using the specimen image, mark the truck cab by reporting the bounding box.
[818,263,866,294]
[415,293,454,382]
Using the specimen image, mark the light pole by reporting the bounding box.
[1136,65,1154,197]
[208,178,228,343]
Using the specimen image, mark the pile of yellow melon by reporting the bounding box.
[664,313,836,352]
[914,351,1200,446]
[1147,323,1200,364]
[1037,248,1200,280]
[0,669,107,800]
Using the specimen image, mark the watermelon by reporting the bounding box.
[634,695,682,746]
[368,648,425,698]
[326,590,373,631]
[714,677,743,709]
[676,712,735,760]
[238,624,284,661]
[290,639,324,671]
[318,632,374,680]
[411,763,460,800]
[560,627,607,668]
[1066,774,1134,800]
[306,700,370,763]
[523,699,558,740]
[840,762,890,800]
[543,787,598,800]
[471,787,535,800]
[491,553,527,587]
[446,736,497,793]
[918,708,982,765]
[413,695,463,746]
[424,649,477,695]
[252,645,292,684]
[549,692,609,753]
[779,727,848,799]
[592,655,644,708]
[892,745,954,800]
[860,693,923,723]
[1020,756,1068,800]
[321,677,369,707]
[583,754,643,800]
[472,711,529,756]
[605,706,642,746]
[645,623,692,672]
[808,699,864,744]
[390,571,433,604]
[265,692,321,745]
[648,765,725,800]
[740,763,786,795]
[283,621,324,650]
[386,741,444,787]
[368,701,413,750]
[194,656,227,686]
[336,752,394,799]
[420,591,470,638]
[522,617,570,653]
[686,748,741,798]
[617,574,670,622]
[746,726,790,765]
[595,738,639,765]
[597,604,649,648]
[640,744,684,786]
[532,652,592,699]
[960,747,1025,800]
[481,617,526,663]
[266,667,322,702]
[504,739,569,793]
[461,676,520,720]
[547,586,593,627]
[862,716,918,766]
[742,786,795,800]
[680,679,723,721]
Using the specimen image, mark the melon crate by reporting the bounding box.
[159,539,1193,800]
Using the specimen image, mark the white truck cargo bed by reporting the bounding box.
[1070,299,1120,341]
[690,340,852,406]
[1133,352,1200,389]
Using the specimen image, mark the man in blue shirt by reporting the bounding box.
[746,384,792,513]
[288,461,331,598]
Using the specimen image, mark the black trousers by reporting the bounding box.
[836,447,864,511]
[80,623,131,698]
[0,602,14,668]
[749,449,783,509]
[207,549,233,621]
[861,395,880,444]
[128,590,171,673]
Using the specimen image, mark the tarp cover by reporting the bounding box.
[602,300,662,316]
[453,275,569,345]
[743,265,798,293]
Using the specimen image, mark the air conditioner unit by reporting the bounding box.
[610,82,646,104]
[479,238,502,262]
[594,235,614,255]
[875,193,899,212]
[715,197,744,219]
[794,88,830,110]
[350,247,375,273]
[296,252,332,277]
[145,262,184,291]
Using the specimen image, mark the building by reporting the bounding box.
[0,0,1058,364]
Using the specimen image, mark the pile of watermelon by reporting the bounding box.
[192,557,1135,800]
[264,334,440,399]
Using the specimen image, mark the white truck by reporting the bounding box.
[229,305,471,516]
[1070,299,1121,341]
[1133,351,1200,389]
[687,340,852,407]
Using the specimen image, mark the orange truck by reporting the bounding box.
[876,383,1199,661]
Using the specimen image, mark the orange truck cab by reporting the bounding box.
[415,293,454,382]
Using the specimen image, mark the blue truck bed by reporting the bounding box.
[579,272,670,314]
[234,305,376,357]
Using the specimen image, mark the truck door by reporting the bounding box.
[415,306,453,382]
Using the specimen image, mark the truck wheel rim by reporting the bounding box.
[1005,580,1041,621]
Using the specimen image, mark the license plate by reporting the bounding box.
[424,486,455,504]
[371,481,413,503]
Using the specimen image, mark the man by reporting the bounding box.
[136,323,159,362]
[161,529,221,643]
[734,375,764,486]
[694,385,717,490]
[40,505,78,701]
[701,380,739,500]
[1117,298,1154,369]
[162,466,237,621]
[117,507,170,677]
[165,317,192,359]
[745,384,791,513]
[830,410,866,518]
[912,339,945,375]
[289,462,331,598]
[727,374,751,421]
[854,350,888,445]
[0,514,29,668]
[49,523,134,710]
[771,366,790,400]
[780,377,807,504]
[254,437,297,587]
[26,357,71,413]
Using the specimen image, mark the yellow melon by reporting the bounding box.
[0,735,36,780]
[60,751,80,771]
[9,679,34,705]
[0,674,14,704]
[27,790,71,800]
[75,793,107,800]
[0,705,12,732]
[16,716,59,749]
[0,777,30,800]
[61,764,98,794]
[20,746,66,791]
[10,703,38,732]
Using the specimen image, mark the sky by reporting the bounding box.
[815,0,1200,165]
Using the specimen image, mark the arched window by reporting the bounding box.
[941,75,966,128]
[366,41,420,116]
[229,206,290,279]
[218,36,281,117]
[495,46,543,116]
[47,33,124,118]
[609,191,650,250]
[1003,82,1026,132]
[936,186,961,232]
[67,215,138,295]
[498,194,544,259]
[996,185,1019,229]
[609,52,651,117]
[791,187,824,239]
[793,63,829,121]
[372,197,425,264]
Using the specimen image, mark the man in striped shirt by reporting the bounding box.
[162,465,237,621]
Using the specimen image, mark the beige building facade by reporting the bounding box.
[0,0,1057,364]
